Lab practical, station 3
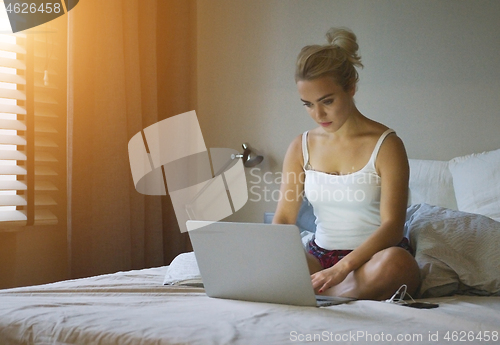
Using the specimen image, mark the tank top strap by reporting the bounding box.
[301,131,310,170]
[367,128,396,169]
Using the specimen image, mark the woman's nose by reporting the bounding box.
[315,105,326,118]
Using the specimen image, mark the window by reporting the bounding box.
[0,3,66,229]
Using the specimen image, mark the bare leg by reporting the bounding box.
[305,251,323,275]
[319,247,421,301]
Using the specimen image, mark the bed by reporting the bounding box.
[1,148,500,345]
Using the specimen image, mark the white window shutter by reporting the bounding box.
[0,8,66,230]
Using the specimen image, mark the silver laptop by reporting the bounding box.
[186,220,356,307]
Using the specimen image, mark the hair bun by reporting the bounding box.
[295,26,363,90]
[325,27,362,67]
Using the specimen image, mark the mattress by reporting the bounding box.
[1,265,499,345]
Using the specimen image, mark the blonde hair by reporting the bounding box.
[295,27,363,91]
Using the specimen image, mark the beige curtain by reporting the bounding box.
[68,0,196,278]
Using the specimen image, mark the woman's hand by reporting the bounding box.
[311,263,351,293]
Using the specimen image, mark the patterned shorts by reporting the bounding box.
[307,236,414,270]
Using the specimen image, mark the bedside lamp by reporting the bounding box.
[231,143,264,167]
[185,143,263,221]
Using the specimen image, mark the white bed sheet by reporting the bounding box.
[1,266,499,345]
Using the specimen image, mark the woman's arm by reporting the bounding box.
[272,134,306,225]
[311,134,410,292]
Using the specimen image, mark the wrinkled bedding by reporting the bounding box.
[1,265,500,345]
[1,203,500,344]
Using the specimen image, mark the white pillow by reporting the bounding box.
[408,159,457,210]
[449,148,500,222]
[163,252,202,286]
[406,203,500,298]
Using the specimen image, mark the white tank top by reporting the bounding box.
[302,129,395,250]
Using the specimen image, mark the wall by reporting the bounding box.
[197,0,500,222]
[0,225,68,289]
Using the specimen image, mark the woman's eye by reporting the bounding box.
[302,103,313,108]
[323,99,333,105]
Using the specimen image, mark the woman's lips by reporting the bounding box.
[320,122,332,127]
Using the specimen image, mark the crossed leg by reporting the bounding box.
[306,247,421,301]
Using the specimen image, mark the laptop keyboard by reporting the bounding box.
[315,295,356,307]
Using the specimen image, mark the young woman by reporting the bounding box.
[273,27,420,301]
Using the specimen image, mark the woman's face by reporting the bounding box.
[297,76,355,133]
